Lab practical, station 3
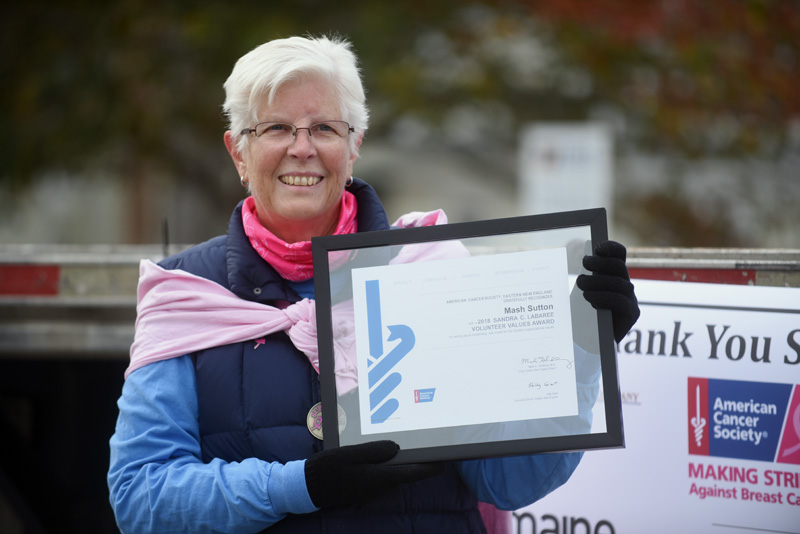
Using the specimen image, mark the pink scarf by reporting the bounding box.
[241,192,357,281]
[126,209,468,389]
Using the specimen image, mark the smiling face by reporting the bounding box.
[224,76,360,243]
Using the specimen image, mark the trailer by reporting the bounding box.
[0,244,798,533]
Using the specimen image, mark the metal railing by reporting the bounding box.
[1,244,798,360]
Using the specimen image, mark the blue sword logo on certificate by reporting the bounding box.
[364,279,416,424]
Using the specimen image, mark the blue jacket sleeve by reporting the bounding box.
[107,356,318,533]
[456,343,601,511]
[456,451,583,511]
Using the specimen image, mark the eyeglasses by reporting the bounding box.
[240,121,354,143]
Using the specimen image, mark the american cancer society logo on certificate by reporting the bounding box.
[414,388,436,403]
[688,376,800,465]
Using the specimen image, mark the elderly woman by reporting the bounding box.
[108,36,639,533]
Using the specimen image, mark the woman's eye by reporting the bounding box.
[312,123,333,134]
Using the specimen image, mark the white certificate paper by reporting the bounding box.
[351,247,578,436]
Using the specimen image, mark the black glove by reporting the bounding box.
[304,440,444,508]
[576,240,640,343]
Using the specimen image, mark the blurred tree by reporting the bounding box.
[360,0,800,246]
[2,2,244,240]
[523,0,800,157]
[0,0,462,241]
[1,0,797,245]
[362,0,799,157]
[519,0,800,246]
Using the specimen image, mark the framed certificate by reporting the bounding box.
[312,208,623,464]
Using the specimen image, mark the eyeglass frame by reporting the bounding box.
[240,120,355,140]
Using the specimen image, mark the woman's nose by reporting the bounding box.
[287,129,317,157]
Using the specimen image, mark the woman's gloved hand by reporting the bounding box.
[576,240,640,342]
[304,440,444,508]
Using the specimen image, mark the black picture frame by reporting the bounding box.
[312,208,623,464]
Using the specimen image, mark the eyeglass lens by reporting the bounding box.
[254,121,350,140]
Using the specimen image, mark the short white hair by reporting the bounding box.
[223,35,369,153]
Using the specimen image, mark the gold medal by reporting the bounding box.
[306,402,324,440]
[306,402,347,440]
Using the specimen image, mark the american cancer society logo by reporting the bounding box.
[414,388,436,403]
[688,376,800,464]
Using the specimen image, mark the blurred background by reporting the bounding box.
[2,0,799,248]
[1,1,799,533]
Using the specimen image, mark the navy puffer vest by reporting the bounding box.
[160,181,485,533]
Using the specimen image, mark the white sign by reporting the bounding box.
[350,248,578,435]
[519,123,613,218]
[515,280,800,534]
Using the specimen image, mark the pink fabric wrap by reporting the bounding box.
[126,209,467,385]
[127,261,363,391]
[390,210,465,264]
[478,502,511,534]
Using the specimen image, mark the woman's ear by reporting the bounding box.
[350,132,364,163]
[224,131,247,177]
